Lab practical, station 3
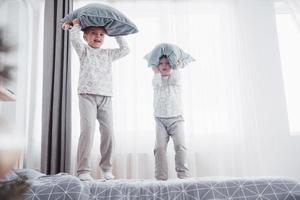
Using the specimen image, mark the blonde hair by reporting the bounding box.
[82,26,106,34]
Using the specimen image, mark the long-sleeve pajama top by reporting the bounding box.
[70,25,129,96]
[152,70,183,118]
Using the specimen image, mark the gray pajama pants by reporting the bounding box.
[154,115,189,180]
[77,94,114,175]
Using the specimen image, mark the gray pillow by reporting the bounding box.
[144,43,195,69]
[60,3,138,36]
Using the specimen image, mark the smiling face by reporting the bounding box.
[158,56,171,76]
[83,26,106,48]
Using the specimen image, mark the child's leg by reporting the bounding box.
[169,116,189,179]
[77,94,97,176]
[154,117,170,180]
[96,96,114,174]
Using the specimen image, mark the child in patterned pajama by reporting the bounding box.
[63,19,129,181]
[152,55,189,180]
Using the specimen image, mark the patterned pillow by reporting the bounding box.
[14,169,44,180]
[0,171,19,182]
[144,43,195,69]
[60,3,138,36]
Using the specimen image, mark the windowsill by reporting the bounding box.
[0,87,16,101]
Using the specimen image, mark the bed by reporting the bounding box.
[3,169,300,200]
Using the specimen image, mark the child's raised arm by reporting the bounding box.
[108,36,130,61]
[168,69,181,86]
[152,66,159,74]
[69,19,85,58]
[152,67,162,87]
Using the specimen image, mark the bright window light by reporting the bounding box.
[275,4,300,135]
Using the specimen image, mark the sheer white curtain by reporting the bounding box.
[286,0,300,28]
[23,0,44,170]
[18,0,44,170]
[70,0,300,180]
[0,0,44,170]
[275,0,300,135]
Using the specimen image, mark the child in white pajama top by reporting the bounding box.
[152,55,189,180]
[63,19,129,181]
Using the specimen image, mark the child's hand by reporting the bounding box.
[62,22,72,30]
[62,19,80,30]
[152,67,159,74]
[72,18,80,26]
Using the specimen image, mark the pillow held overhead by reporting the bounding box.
[60,3,138,36]
[144,43,195,69]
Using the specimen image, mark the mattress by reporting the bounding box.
[21,172,300,200]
